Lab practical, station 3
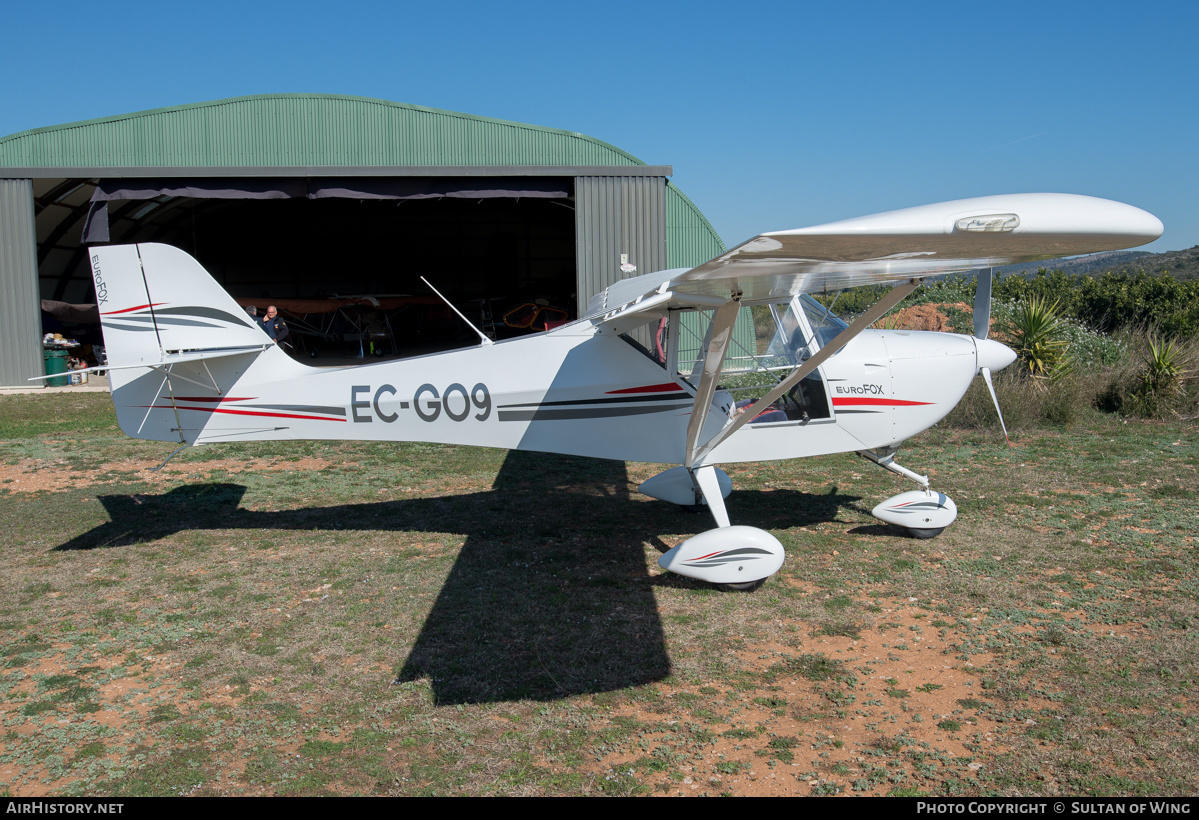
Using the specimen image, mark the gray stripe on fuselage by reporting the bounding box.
[499,393,689,408]
[240,404,347,417]
[498,404,687,422]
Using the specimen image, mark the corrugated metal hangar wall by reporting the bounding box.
[0,95,727,386]
[0,179,41,386]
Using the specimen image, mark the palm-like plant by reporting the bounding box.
[873,312,903,330]
[1003,296,1073,379]
[1142,334,1190,397]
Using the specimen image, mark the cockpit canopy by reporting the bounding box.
[621,294,848,423]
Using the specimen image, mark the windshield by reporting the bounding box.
[799,295,848,350]
[764,302,806,364]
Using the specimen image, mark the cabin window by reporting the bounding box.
[614,300,835,422]
[661,301,832,422]
[618,319,668,369]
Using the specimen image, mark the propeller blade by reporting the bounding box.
[973,268,992,340]
[980,366,1011,447]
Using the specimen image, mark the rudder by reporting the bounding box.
[91,243,276,443]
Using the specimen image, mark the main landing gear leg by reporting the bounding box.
[859,448,958,539]
[656,465,786,591]
[692,465,731,529]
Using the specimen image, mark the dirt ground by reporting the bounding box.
[3,420,1195,796]
[589,590,1009,796]
[2,455,1006,796]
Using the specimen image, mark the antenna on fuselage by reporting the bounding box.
[420,277,494,346]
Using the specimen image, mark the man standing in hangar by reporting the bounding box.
[260,305,289,344]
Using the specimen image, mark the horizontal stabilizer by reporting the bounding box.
[101,346,271,372]
[26,346,273,385]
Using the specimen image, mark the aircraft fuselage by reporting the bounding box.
[115,319,983,468]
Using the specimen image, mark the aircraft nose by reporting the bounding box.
[975,337,1017,374]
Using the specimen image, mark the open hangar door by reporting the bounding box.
[42,177,579,359]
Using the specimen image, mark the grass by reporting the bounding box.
[0,392,1195,795]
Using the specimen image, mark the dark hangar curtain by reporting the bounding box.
[81,177,572,244]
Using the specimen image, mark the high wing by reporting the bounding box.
[585,193,1162,318]
[582,193,1162,467]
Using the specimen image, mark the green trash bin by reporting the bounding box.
[43,349,69,387]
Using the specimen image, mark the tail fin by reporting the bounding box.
[93,244,267,365]
[92,243,280,444]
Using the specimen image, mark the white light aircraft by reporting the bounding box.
[79,193,1161,589]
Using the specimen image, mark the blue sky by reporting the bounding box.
[3,0,1194,253]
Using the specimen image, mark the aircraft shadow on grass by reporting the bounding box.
[56,451,860,704]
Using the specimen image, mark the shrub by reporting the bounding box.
[1123,334,1197,418]
[823,269,1199,341]
[943,370,1094,432]
[994,269,1199,339]
[1089,329,1198,418]
[1001,296,1074,380]
[1141,335,1189,398]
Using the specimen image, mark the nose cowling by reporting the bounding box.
[975,337,1016,374]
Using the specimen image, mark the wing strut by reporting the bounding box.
[683,298,742,468]
[692,278,922,464]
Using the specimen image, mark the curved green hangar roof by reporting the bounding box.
[0,93,649,168]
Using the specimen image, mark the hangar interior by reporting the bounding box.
[39,179,576,306]
[0,95,727,383]
[35,177,580,352]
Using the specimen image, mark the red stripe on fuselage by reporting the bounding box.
[832,398,933,407]
[205,408,345,422]
[136,405,343,422]
[606,383,684,395]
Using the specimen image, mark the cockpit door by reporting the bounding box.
[764,296,834,421]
